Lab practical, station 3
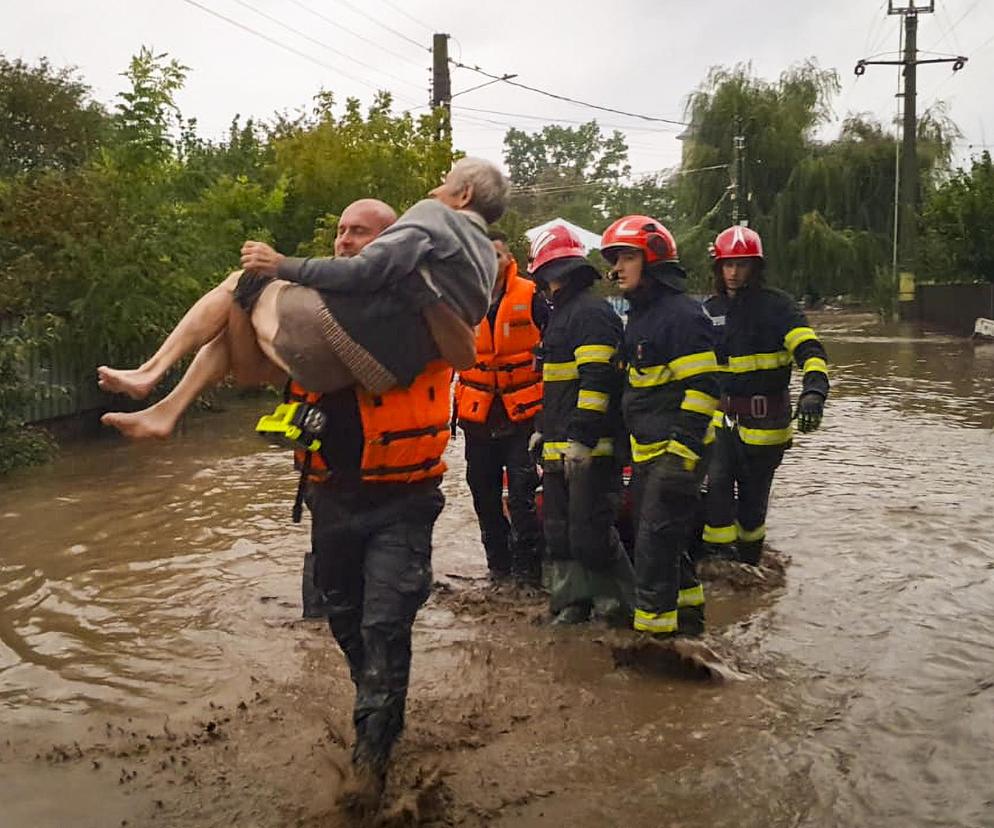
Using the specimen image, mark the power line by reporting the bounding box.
[453,105,684,134]
[284,0,427,69]
[176,0,418,102]
[331,0,429,52]
[228,0,424,94]
[449,59,688,126]
[375,0,437,34]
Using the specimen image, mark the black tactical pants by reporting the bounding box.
[464,428,542,579]
[630,458,704,634]
[308,481,444,771]
[542,459,635,615]
[703,425,784,565]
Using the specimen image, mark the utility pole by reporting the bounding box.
[855,2,966,282]
[730,128,747,225]
[431,33,451,141]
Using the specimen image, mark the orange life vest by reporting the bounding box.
[288,360,453,485]
[455,260,543,424]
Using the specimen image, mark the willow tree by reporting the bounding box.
[677,61,954,300]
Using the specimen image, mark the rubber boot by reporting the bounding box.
[736,540,763,567]
[551,602,592,625]
[677,605,706,637]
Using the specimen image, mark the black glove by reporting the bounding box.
[796,392,825,434]
[654,451,699,497]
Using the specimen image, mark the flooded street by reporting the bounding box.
[1,311,993,827]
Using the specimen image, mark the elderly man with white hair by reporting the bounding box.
[99,157,509,440]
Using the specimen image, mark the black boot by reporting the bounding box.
[736,540,763,567]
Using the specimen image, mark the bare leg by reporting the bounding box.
[101,283,288,440]
[101,334,231,439]
[97,271,245,399]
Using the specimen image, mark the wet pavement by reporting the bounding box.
[1,311,993,827]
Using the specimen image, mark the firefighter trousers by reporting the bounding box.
[630,458,705,634]
[307,481,444,770]
[703,425,784,564]
[464,429,542,579]
[542,460,636,615]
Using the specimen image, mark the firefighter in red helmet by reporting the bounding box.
[602,215,719,636]
[528,224,635,625]
[700,225,829,565]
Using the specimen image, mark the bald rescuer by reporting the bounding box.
[295,198,398,619]
[701,225,829,565]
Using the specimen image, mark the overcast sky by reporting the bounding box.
[5,0,993,175]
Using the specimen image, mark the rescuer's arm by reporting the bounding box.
[276,226,434,294]
[781,301,829,399]
[567,305,622,449]
[666,313,720,467]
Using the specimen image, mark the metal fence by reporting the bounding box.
[1,316,112,424]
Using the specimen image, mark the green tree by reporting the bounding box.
[0,55,110,177]
[920,151,994,283]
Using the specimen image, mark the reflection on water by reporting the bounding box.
[1,314,993,826]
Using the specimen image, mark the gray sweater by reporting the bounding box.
[277,199,497,326]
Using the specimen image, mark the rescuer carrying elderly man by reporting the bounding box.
[601,215,719,637]
[700,225,830,566]
[97,157,507,438]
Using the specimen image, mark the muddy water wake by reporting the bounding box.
[1,313,993,827]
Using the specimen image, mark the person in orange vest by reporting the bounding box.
[297,198,398,619]
[454,230,548,584]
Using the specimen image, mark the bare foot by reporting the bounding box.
[101,407,177,440]
[96,366,160,400]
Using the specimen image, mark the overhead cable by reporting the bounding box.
[449,59,688,126]
[177,0,416,101]
[228,0,424,94]
[331,0,429,51]
[285,0,428,68]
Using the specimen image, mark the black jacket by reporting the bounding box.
[622,272,720,466]
[538,264,623,466]
[704,285,829,443]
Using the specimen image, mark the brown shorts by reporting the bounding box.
[273,284,398,394]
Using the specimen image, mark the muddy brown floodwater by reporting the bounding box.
[1,311,993,827]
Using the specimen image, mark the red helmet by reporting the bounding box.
[528,224,587,274]
[600,215,678,265]
[712,225,764,262]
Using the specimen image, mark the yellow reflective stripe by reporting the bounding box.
[784,326,818,354]
[577,389,609,413]
[543,361,579,382]
[629,437,700,465]
[803,356,828,375]
[737,424,793,446]
[669,350,719,380]
[574,344,616,365]
[677,585,705,609]
[681,389,719,416]
[710,410,725,428]
[736,522,766,542]
[728,351,792,373]
[703,424,716,445]
[633,609,678,633]
[703,524,736,544]
[627,363,671,388]
[542,438,614,461]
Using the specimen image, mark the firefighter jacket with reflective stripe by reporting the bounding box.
[539,277,623,464]
[704,286,829,447]
[288,360,453,484]
[622,280,720,466]
[455,261,543,425]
